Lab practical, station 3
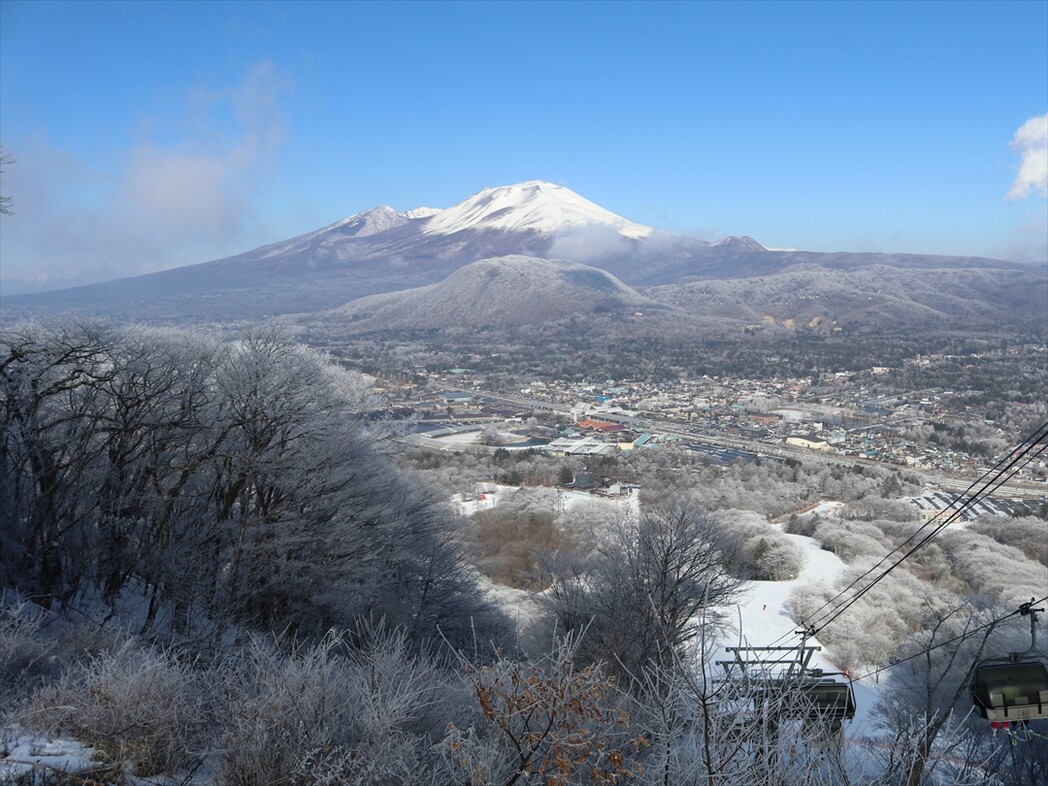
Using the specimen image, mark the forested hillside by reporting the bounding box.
[2,321,1046,786]
[0,321,500,646]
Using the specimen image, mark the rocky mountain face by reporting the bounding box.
[2,180,1043,337]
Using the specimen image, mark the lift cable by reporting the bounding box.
[811,439,1047,634]
[853,595,1048,685]
[801,420,1048,634]
[760,420,1048,652]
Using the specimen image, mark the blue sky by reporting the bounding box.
[1,0,1046,292]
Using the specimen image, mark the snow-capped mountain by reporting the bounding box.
[315,204,445,239]
[326,206,411,238]
[294,180,652,249]
[402,206,441,220]
[2,180,1042,333]
[421,180,653,239]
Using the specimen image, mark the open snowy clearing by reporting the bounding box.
[462,491,886,741]
[455,481,639,519]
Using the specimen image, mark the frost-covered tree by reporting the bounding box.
[540,499,743,683]
[0,321,118,606]
[813,518,894,562]
[873,598,1010,786]
[970,515,1048,568]
[1,321,505,649]
[748,535,805,581]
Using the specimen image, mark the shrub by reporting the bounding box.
[748,536,805,581]
[26,639,206,777]
[218,633,351,786]
[0,598,51,701]
[313,624,443,786]
[469,505,574,589]
[221,625,444,786]
[443,636,644,786]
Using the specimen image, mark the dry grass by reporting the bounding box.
[468,509,576,589]
[26,640,206,777]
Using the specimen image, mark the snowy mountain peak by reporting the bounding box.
[712,235,767,252]
[329,205,409,238]
[421,180,653,239]
[325,204,444,238]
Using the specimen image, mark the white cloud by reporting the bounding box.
[0,62,291,290]
[548,223,631,262]
[1006,112,1048,200]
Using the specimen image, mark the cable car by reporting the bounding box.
[971,660,1048,723]
[970,599,1048,724]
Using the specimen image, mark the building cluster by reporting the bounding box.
[375,364,1047,484]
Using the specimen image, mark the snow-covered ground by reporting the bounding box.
[474,572,544,632]
[0,730,101,783]
[455,482,639,519]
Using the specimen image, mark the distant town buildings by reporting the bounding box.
[375,357,1047,487]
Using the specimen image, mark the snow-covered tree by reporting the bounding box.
[540,499,743,683]
[1,321,505,648]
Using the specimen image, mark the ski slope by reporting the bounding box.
[718,530,883,738]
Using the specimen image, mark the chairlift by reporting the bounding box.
[971,661,1048,723]
[971,600,1048,724]
[754,674,856,729]
[717,642,858,733]
[789,661,856,724]
[799,677,857,722]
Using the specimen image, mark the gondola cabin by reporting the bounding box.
[800,679,856,721]
[971,661,1048,723]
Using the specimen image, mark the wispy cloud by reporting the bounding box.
[0,62,290,290]
[1006,112,1048,200]
[548,224,631,262]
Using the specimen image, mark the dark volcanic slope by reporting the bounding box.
[0,220,559,324]
[299,255,669,332]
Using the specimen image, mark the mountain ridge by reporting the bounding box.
[1,180,1042,335]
